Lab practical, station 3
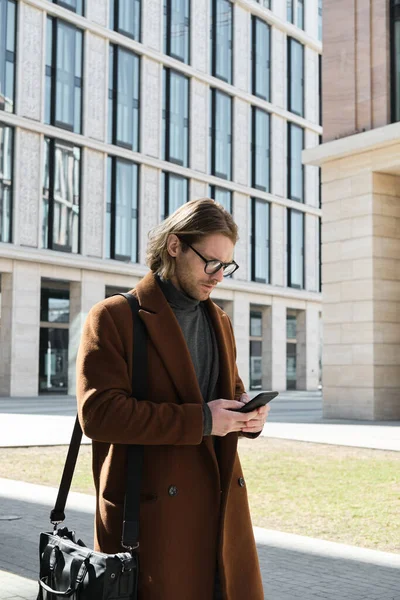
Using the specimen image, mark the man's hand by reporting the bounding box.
[239,392,271,434]
[208,399,259,437]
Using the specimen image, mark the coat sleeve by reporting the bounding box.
[76,302,204,446]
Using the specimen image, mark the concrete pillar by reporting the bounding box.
[68,272,106,395]
[233,192,250,282]
[263,301,286,391]
[233,98,250,187]
[322,168,400,419]
[233,4,250,92]
[139,165,161,266]
[190,80,208,175]
[0,263,40,396]
[297,306,320,390]
[233,293,250,391]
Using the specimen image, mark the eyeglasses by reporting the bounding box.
[186,243,239,277]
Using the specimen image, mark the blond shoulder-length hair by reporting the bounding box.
[146,198,239,279]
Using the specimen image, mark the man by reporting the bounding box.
[77,199,269,600]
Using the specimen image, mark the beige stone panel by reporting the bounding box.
[373,389,400,420]
[341,322,374,344]
[373,173,400,197]
[191,0,208,74]
[373,215,400,239]
[40,265,81,282]
[323,344,353,366]
[322,220,352,243]
[373,279,400,301]
[351,344,374,365]
[296,307,320,390]
[271,203,285,287]
[374,366,400,388]
[323,283,341,304]
[191,180,207,200]
[140,166,160,265]
[373,237,400,259]
[263,302,286,391]
[305,130,319,207]
[373,301,400,323]
[373,322,400,344]
[323,303,353,324]
[105,274,141,289]
[142,0,162,51]
[355,0,372,132]
[233,192,250,283]
[373,194,400,218]
[323,194,373,223]
[323,365,374,388]
[351,300,374,322]
[321,241,341,264]
[351,258,373,279]
[190,79,208,174]
[351,215,373,238]
[374,258,400,281]
[340,236,372,261]
[373,344,400,366]
[270,27,285,109]
[324,324,342,344]
[340,280,373,302]
[322,172,373,201]
[323,261,353,284]
[322,201,343,224]
[233,294,250,390]
[322,386,374,420]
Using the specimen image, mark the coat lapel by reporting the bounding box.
[134,272,204,407]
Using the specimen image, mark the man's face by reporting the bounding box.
[167,233,235,301]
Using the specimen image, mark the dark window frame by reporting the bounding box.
[164,0,190,64]
[107,156,139,263]
[210,0,233,84]
[210,87,232,180]
[109,44,140,151]
[109,0,141,41]
[391,0,400,122]
[0,123,13,243]
[318,216,322,293]
[251,198,270,284]
[46,17,83,134]
[43,137,81,254]
[287,37,304,118]
[287,122,305,203]
[0,0,17,114]
[287,208,304,290]
[251,15,271,101]
[163,67,190,167]
[251,106,271,192]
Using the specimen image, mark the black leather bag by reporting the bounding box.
[37,293,146,600]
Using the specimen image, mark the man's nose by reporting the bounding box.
[214,268,224,283]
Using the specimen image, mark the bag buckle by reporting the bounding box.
[121,541,139,555]
[51,520,62,534]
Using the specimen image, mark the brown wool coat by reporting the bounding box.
[76,272,264,600]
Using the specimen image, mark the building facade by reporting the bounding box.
[0,0,322,397]
[304,0,400,419]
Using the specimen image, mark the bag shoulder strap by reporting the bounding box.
[50,292,147,551]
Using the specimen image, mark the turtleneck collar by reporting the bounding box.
[157,275,200,312]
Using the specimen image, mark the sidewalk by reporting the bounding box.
[1,478,400,600]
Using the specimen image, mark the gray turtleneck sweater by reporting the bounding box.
[157,276,219,435]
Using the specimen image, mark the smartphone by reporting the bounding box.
[236,391,279,413]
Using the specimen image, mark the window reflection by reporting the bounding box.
[0,0,16,113]
[52,0,84,16]
[162,172,188,218]
[163,69,189,166]
[210,0,233,84]
[288,209,304,289]
[252,17,270,101]
[209,185,232,213]
[164,0,190,64]
[109,0,141,40]
[288,123,304,203]
[42,138,81,254]
[210,89,232,180]
[109,45,140,151]
[288,37,304,117]
[252,199,270,284]
[252,108,270,192]
[0,123,12,242]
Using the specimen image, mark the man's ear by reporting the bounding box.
[167,234,180,257]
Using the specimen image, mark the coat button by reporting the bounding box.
[238,477,245,487]
[168,485,178,497]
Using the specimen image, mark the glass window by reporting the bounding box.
[288,123,304,202]
[210,0,233,84]
[0,0,16,113]
[287,0,293,23]
[162,172,188,218]
[288,37,304,117]
[164,0,190,64]
[108,45,140,151]
[45,18,83,134]
[40,287,70,323]
[42,138,81,253]
[52,0,84,15]
[210,89,232,180]
[251,199,270,283]
[106,157,139,263]
[162,69,189,167]
[250,340,262,389]
[209,185,232,212]
[256,0,270,7]
[251,17,270,101]
[250,311,262,337]
[288,209,304,289]
[297,0,304,30]
[391,0,400,122]
[286,314,297,338]
[252,107,270,192]
[318,0,322,42]
[318,217,322,293]
[0,123,13,242]
[286,341,296,389]
[110,0,141,40]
